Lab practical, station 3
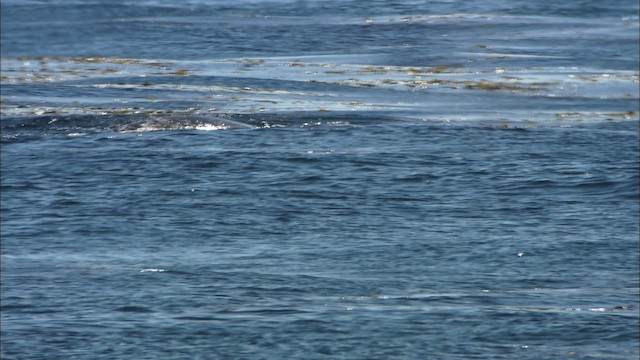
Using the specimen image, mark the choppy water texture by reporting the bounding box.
[1,1,639,359]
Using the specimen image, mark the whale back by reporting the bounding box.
[115,115,255,133]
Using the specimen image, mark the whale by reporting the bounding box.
[115,115,255,133]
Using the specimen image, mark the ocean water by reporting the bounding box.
[1,1,639,359]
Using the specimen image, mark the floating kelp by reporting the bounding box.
[464,81,542,91]
[1,55,637,124]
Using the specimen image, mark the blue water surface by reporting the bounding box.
[1,1,639,359]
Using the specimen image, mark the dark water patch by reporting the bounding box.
[114,306,154,313]
[2,305,60,315]
[220,307,312,317]
[173,316,223,322]
[1,303,37,311]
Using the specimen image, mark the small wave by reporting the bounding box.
[139,268,167,273]
[499,305,634,313]
[173,316,223,321]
